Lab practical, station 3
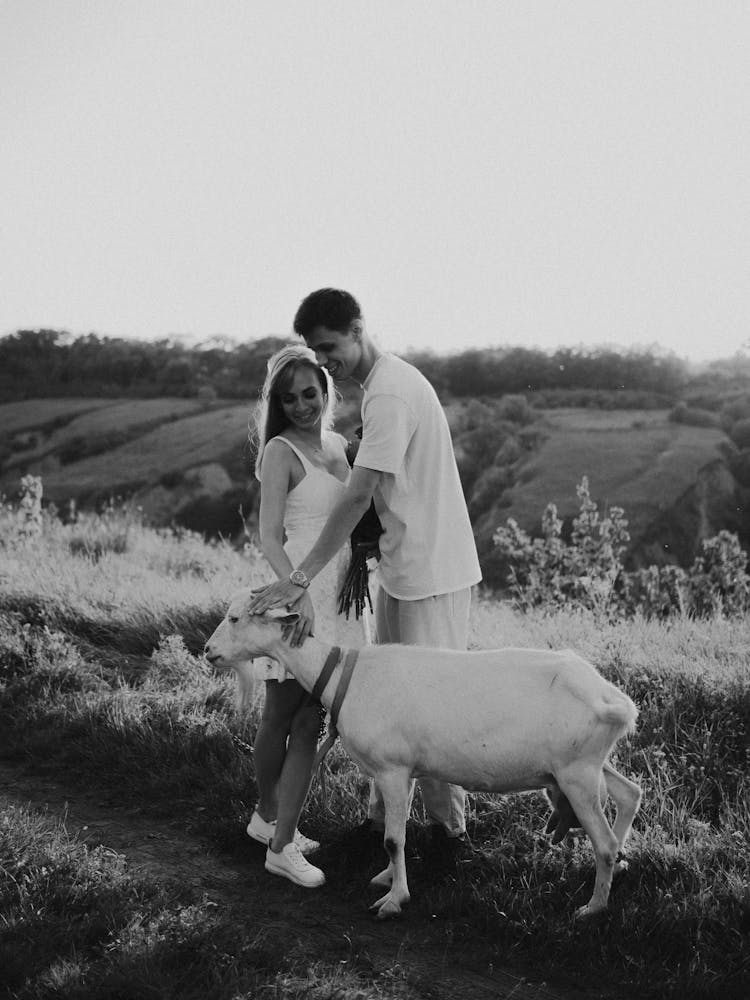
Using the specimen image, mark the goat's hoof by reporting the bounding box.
[370,892,408,919]
[614,851,629,874]
[369,867,392,889]
[574,902,606,921]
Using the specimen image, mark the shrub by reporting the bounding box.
[493,477,750,618]
[492,477,629,612]
[719,393,750,433]
[468,465,514,520]
[1,475,46,543]
[687,530,750,617]
[145,634,209,690]
[726,448,750,487]
[669,402,719,427]
[495,393,534,425]
[619,564,688,618]
[729,416,750,450]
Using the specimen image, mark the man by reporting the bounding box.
[248,288,481,857]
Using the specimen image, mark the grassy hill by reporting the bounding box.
[1,395,745,582]
[492,408,730,566]
[0,503,747,998]
[28,405,252,498]
[0,397,122,434]
[2,398,209,475]
[0,393,363,534]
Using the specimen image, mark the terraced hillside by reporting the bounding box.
[1,396,743,577]
[0,395,362,535]
[474,408,735,572]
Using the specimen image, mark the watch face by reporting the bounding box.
[290,570,308,588]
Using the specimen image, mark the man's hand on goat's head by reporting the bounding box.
[279,610,310,648]
[282,594,314,647]
[247,579,306,615]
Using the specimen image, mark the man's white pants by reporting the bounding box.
[367,586,471,838]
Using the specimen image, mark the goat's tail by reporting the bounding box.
[595,694,638,733]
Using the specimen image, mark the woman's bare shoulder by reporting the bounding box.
[259,436,297,477]
[264,435,293,457]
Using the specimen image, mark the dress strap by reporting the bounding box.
[275,435,312,470]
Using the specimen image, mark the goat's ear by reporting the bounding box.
[264,607,300,625]
[277,612,300,626]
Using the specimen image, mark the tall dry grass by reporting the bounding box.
[1,499,748,999]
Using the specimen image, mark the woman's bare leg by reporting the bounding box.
[254,679,307,823]
[270,699,321,850]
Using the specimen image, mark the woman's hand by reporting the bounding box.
[284,591,315,647]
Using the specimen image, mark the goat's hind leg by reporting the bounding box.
[369,769,411,919]
[557,764,620,919]
[602,762,641,870]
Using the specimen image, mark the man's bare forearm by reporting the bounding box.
[298,491,371,581]
[247,485,374,614]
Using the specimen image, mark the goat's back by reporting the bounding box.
[339,643,636,791]
[354,643,634,720]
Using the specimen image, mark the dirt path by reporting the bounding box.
[0,762,602,1000]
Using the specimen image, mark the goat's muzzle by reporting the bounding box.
[203,641,221,666]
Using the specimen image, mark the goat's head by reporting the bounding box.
[204,588,299,670]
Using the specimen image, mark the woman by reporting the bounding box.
[247,344,368,888]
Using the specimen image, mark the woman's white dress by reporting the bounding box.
[261,433,370,682]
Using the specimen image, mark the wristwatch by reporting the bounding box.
[289,568,310,589]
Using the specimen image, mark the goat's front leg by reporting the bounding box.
[369,768,411,919]
[370,779,415,892]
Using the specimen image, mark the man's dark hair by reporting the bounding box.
[293,288,362,338]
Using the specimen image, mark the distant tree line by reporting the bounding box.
[0,328,708,403]
[0,331,289,402]
[408,345,689,400]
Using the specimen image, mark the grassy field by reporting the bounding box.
[2,398,207,474]
[0,394,364,507]
[499,409,726,533]
[2,400,724,522]
[0,499,748,998]
[21,405,254,503]
[2,399,737,584]
[0,398,121,435]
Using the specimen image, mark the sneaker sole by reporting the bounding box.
[246,823,271,846]
[247,823,320,855]
[264,858,325,888]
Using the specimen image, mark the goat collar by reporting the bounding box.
[310,645,342,705]
[310,645,359,772]
[310,645,359,730]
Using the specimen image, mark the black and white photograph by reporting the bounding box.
[1,3,748,998]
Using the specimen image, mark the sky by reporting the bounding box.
[2,1,749,363]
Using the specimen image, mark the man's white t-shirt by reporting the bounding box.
[354,353,481,601]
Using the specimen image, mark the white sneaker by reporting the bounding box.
[246,810,320,854]
[265,843,325,888]
[292,829,321,854]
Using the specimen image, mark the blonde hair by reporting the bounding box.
[251,344,335,480]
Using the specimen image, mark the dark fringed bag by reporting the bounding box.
[337,427,383,620]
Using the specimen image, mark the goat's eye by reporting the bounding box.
[228,616,239,624]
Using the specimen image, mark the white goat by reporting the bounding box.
[204,588,642,920]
